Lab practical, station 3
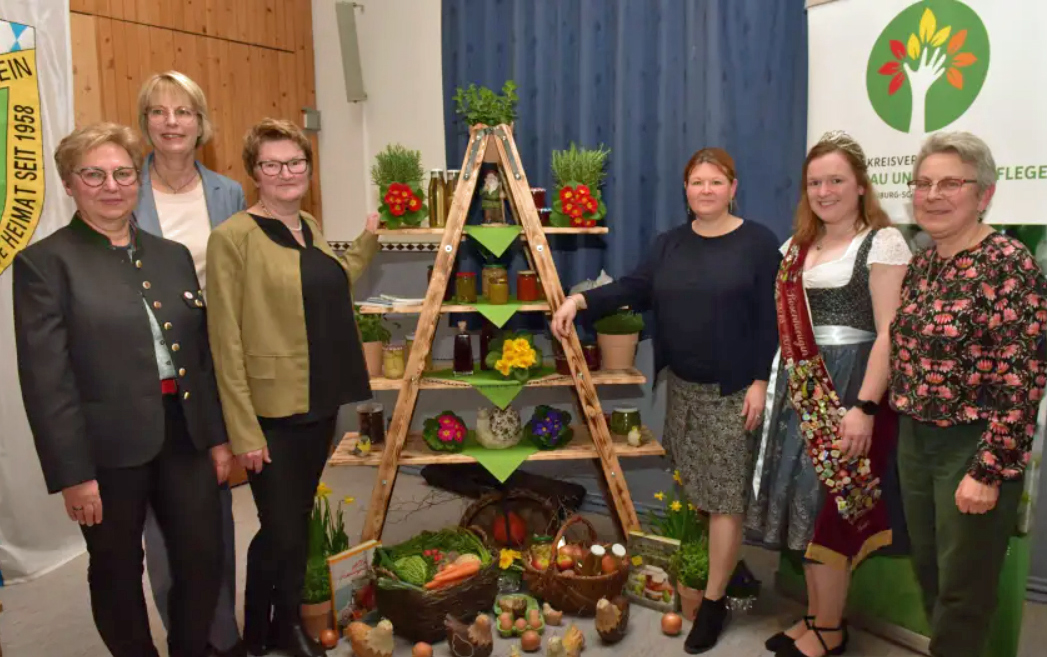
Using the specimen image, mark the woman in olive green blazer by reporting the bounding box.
[206,118,379,657]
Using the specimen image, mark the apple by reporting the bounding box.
[531,555,550,571]
[556,554,575,571]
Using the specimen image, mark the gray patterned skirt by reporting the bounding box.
[663,370,758,515]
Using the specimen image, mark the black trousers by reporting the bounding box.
[81,396,222,657]
[245,415,336,630]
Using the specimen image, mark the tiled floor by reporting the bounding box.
[1,467,1045,656]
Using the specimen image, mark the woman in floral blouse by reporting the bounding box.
[889,131,1047,657]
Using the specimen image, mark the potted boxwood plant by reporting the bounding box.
[670,536,709,622]
[593,308,644,370]
[453,80,519,161]
[371,143,427,228]
[356,308,391,377]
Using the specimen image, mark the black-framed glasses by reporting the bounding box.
[146,106,198,124]
[907,178,978,196]
[256,158,310,177]
[75,167,139,188]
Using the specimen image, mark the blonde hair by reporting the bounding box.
[136,71,213,147]
[54,123,143,184]
[793,131,891,247]
[242,118,313,179]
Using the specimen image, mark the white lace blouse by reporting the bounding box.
[779,227,912,289]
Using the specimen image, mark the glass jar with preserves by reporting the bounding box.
[455,271,477,303]
[356,402,386,444]
[487,267,509,305]
[405,332,432,372]
[453,321,474,375]
[428,169,447,228]
[582,343,602,371]
[516,270,539,301]
[382,342,406,379]
[481,264,506,300]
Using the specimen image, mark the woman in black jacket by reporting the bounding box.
[13,123,229,657]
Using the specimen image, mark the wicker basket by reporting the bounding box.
[521,514,628,616]
[459,489,559,549]
[374,527,500,644]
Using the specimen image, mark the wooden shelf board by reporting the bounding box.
[369,363,646,390]
[357,302,551,315]
[375,226,608,238]
[329,425,665,467]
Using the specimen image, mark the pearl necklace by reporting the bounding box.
[259,200,303,231]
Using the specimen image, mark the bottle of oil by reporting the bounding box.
[428,169,447,228]
[445,169,460,219]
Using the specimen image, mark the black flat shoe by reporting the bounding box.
[210,641,248,657]
[765,616,814,652]
[272,623,327,657]
[776,622,848,657]
[684,595,730,654]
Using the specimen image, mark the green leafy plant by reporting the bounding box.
[302,483,355,604]
[453,80,519,127]
[670,535,710,590]
[549,143,611,227]
[645,471,706,544]
[370,143,425,188]
[356,309,392,344]
[594,308,644,335]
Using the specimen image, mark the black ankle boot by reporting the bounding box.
[272,623,327,657]
[242,601,272,655]
[684,595,730,654]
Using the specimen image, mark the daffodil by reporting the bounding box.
[343,496,356,505]
[654,491,665,502]
[688,503,696,512]
[631,555,643,567]
[670,500,682,512]
[499,549,522,569]
[316,482,332,499]
[673,470,682,485]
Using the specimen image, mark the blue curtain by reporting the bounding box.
[442,0,808,287]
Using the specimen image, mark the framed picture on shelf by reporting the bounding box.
[624,530,680,613]
[327,539,380,631]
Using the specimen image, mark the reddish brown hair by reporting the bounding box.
[793,141,890,247]
[682,147,736,184]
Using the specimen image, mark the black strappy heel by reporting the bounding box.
[764,615,814,652]
[775,621,848,657]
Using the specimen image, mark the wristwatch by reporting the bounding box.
[855,399,879,416]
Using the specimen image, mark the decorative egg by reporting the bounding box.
[475,407,523,449]
[499,612,514,631]
[661,612,683,636]
[520,629,541,652]
[514,617,528,633]
[319,628,339,648]
[412,642,434,657]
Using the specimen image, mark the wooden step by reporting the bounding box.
[375,226,609,238]
[329,425,665,467]
[356,301,551,314]
[368,363,646,390]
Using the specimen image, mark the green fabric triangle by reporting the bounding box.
[471,298,524,328]
[426,366,557,409]
[464,225,522,257]
[461,435,539,483]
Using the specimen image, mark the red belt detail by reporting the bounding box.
[161,378,178,395]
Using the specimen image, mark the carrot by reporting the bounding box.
[427,561,481,584]
[424,570,475,590]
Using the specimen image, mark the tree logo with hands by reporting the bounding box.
[866,1,990,134]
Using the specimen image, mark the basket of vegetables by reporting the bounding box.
[373,526,499,643]
[521,514,629,616]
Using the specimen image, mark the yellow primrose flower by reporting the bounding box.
[654,491,665,501]
[673,470,682,485]
[631,555,643,567]
[499,549,522,570]
[343,496,356,505]
[670,501,682,512]
[496,359,513,377]
[316,482,332,498]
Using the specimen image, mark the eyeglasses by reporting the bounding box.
[256,158,310,177]
[74,167,139,187]
[907,178,978,196]
[145,106,197,124]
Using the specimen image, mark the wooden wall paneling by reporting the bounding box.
[199,0,217,37]
[149,26,175,77]
[119,0,137,24]
[132,23,153,109]
[162,0,185,33]
[295,0,320,219]
[69,0,90,13]
[107,19,130,127]
[95,18,118,123]
[276,52,295,123]
[247,0,263,48]
[264,0,277,52]
[134,0,154,29]
[70,14,104,127]
[276,0,291,52]
[218,0,235,42]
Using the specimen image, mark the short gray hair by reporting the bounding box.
[913,131,997,192]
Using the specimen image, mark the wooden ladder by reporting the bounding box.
[330,124,663,542]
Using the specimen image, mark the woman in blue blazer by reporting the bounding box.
[135,70,246,657]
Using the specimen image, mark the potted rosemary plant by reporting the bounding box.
[371,143,427,228]
[593,308,644,370]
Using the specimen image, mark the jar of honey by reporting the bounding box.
[482,264,506,300]
[487,268,509,304]
[455,271,477,303]
[516,270,539,301]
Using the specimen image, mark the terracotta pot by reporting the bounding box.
[363,341,383,377]
[676,582,704,622]
[300,599,332,640]
[596,332,639,370]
